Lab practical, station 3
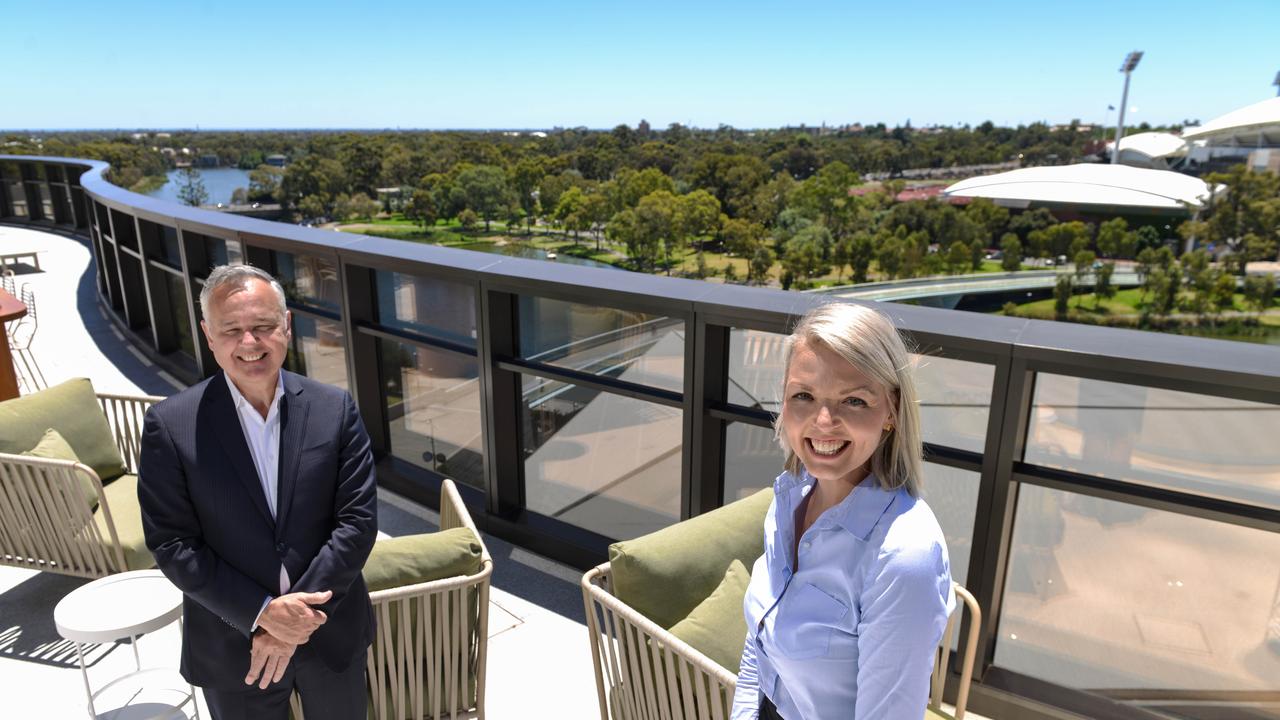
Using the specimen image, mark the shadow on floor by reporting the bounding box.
[0,572,119,668]
[378,492,585,624]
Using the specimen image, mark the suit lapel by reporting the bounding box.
[208,375,276,528]
[275,372,310,535]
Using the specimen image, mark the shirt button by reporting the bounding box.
[275,542,285,553]
[801,541,811,550]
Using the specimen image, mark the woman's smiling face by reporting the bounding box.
[782,339,894,488]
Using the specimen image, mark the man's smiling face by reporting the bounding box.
[201,277,291,397]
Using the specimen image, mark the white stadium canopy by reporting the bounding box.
[943,164,1215,214]
[1182,96,1280,146]
[1107,131,1188,159]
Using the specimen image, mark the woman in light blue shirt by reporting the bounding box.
[732,303,954,719]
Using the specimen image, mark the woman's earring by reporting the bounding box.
[883,423,894,432]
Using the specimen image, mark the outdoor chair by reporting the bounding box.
[582,489,982,720]
[8,285,47,392]
[0,377,162,578]
[291,478,493,720]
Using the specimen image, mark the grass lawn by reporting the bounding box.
[129,174,168,194]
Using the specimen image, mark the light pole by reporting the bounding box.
[1274,70,1280,97]
[1112,51,1143,164]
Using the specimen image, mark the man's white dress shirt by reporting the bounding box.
[225,372,289,625]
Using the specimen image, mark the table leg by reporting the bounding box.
[74,641,96,719]
[131,634,141,671]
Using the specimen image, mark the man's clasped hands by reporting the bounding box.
[245,589,333,689]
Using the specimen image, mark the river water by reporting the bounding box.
[143,167,252,205]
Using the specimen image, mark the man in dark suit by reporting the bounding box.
[139,264,377,720]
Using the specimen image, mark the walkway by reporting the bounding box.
[0,224,599,719]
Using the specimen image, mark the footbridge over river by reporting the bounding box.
[815,268,1143,309]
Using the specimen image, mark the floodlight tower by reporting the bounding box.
[1112,51,1144,164]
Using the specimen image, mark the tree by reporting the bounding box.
[782,224,832,287]
[1095,262,1116,309]
[722,217,767,258]
[1053,275,1073,319]
[1135,225,1161,253]
[248,165,284,202]
[348,192,380,221]
[1097,217,1135,258]
[969,238,985,271]
[1243,274,1277,315]
[177,166,208,207]
[230,187,248,205]
[945,241,970,275]
[634,190,681,272]
[457,165,511,231]
[964,197,1010,244]
[457,208,479,231]
[1008,207,1057,240]
[849,233,874,284]
[723,262,739,284]
[748,246,775,285]
[678,190,722,253]
[1000,233,1022,271]
[298,194,326,221]
[406,188,438,229]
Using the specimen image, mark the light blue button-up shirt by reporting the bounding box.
[732,470,953,719]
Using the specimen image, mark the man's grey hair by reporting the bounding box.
[199,264,288,321]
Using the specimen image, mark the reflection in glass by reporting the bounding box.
[723,421,780,502]
[286,315,349,391]
[275,251,340,311]
[522,377,682,539]
[202,236,243,272]
[164,274,194,360]
[380,339,483,490]
[997,484,1280,691]
[913,355,992,453]
[519,297,683,393]
[728,328,993,452]
[918,463,978,589]
[1026,375,1280,510]
[374,270,476,347]
[5,181,27,218]
[727,329,786,414]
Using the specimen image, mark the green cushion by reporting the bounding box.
[925,708,954,720]
[362,528,484,592]
[667,559,751,673]
[363,529,485,719]
[22,428,99,510]
[0,378,127,484]
[609,488,772,630]
[92,474,155,571]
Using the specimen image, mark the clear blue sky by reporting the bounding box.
[4,0,1277,130]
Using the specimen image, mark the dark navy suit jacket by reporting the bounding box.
[138,370,377,690]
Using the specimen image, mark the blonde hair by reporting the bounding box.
[774,302,923,495]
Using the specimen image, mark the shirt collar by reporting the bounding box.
[780,468,901,541]
[225,371,285,418]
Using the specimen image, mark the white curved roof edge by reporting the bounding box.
[942,164,1214,210]
[1106,131,1188,159]
[1181,97,1280,141]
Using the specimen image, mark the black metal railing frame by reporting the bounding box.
[3,155,1278,720]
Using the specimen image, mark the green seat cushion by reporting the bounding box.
[609,487,772,630]
[92,474,155,571]
[363,529,486,718]
[925,707,954,720]
[362,528,484,592]
[22,428,99,510]
[0,378,127,483]
[667,558,751,673]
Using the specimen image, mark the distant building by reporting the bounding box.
[197,154,219,168]
[264,154,288,168]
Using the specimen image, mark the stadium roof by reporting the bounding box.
[1181,96,1280,146]
[942,164,1214,214]
[1107,131,1188,159]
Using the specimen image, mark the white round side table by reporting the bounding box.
[54,569,200,720]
